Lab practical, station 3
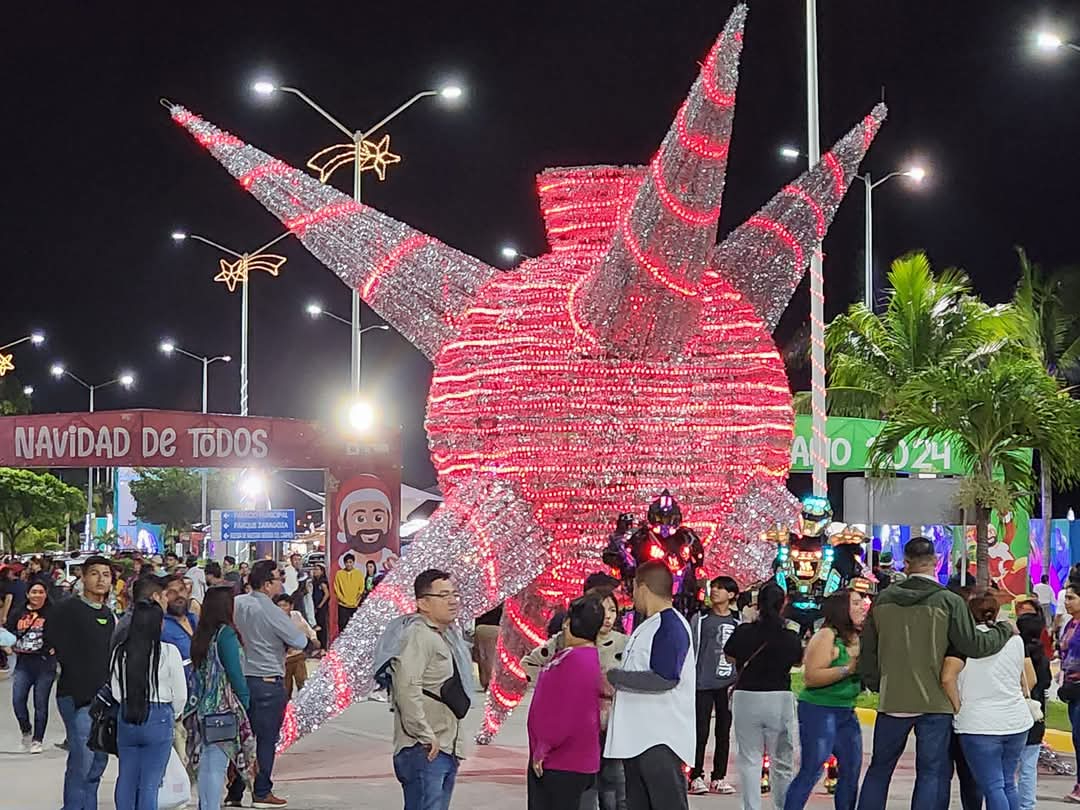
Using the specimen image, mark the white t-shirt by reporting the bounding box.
[1033,583,1054,606]
[111,641,189,720]
[953,631,1032,736]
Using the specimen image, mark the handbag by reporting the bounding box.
[1059,679,1080,703]
[200,711,239,744]
[424,656,471,720]
[88,686,119,755]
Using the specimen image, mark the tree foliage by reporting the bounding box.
[129,468,241,531]
[870,352,1080,589]
[0,375,32,416]
[0,469,84,554]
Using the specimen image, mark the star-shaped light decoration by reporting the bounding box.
[0,353,14,377]
[306,135,401,183]
[172,3,884,750]
[357,134,401,181]
[213,254,287,292]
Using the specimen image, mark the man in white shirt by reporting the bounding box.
[605,561,695,810]
[1033,574,1054,629]
[184,555,206,604]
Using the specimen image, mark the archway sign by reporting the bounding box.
[0,409,401,640]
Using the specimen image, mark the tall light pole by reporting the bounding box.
[805,0,827,498]
[50,364,135,548]
[160,340,231,524]
[305,303,388,388]
[857,167,926,310]
[253,79,463,393]
[171,230,289,416]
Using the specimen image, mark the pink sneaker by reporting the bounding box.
[1065,785,1080,803]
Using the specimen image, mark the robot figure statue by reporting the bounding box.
[603,490,706,621]
[770,494,835,639]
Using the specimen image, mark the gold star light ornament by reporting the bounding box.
[306,134,402,183]
[0,353,13,377]
[213,253,288,292]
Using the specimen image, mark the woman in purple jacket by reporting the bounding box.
[527,595,606,810]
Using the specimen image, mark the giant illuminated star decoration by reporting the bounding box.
[170,5,884,747]
[213,254,287,292]
[0,353,14,377]
[306,134,401,183]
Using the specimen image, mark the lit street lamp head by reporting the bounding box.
[30,332,45,346]
[440,85,463,101]
[171,231,187,241]
[50,364,64,378]
[306,303,323,317]
[159,340,176,354]
[253,80,277,96]
[905,166,927,182]
[222,355,232,363]
[500,246,520,260]
[119,373,135,388]
[22,386,33,396]
[348,400,376,433]
[779,145,801,160]
[1036,31,1064,50]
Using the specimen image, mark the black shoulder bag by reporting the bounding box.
[88,686,119,755]
[424,656,471,720]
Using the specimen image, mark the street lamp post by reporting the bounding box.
[160,340,231,523]
[0,332,45,378]
[305,304,389,388]
[254,80,462,393]
[857,167,926,310]
[1035,31,1080,53]
[50,365,135,548]
[171,230,289,416]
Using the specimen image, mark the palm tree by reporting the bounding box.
[820,252,1014,418]
[1011,248,1080,581]
[870,352,1080,590]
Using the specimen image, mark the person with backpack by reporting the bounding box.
[389,568,473,810]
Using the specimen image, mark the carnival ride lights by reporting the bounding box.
[168,4,883,746]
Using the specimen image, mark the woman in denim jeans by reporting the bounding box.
[5,581,56,753]
[111,600,188,810]
[1057,584,1080,803]
[943,594,1032,810]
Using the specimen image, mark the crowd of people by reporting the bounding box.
[4,537,1080,809]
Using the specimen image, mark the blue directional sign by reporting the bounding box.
[220,510,296,543]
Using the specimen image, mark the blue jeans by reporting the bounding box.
[198,741,230,810]
[958,732,1026,810]
[248,676,288,799]
[784,702,862,810]
[57,694,110,810]
[12,655,56,741]
[856,713,952,810]
[393,742,459,810]
[1016,742,1039,810]
[115,703,175,810]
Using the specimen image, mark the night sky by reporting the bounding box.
[3,1,1079,512]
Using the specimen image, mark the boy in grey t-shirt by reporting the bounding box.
[688,576,740,795]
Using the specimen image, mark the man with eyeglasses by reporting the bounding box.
[227,560,312,808]
[390,568,473,810]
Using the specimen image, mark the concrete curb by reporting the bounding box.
[854,707,1074,753]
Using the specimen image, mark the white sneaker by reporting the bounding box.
[711,778,736,794]
[20,733,31,751]
[689,777,709,795]
[29,740,43,755]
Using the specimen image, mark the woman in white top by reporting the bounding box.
[942,594,1033,810]
[111,600,188,810]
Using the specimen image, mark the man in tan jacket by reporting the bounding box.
[391,568,466,810]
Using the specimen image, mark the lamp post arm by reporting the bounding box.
[361,90,439,140]
[870,170,906,191]
[253,230,292,255]
[279,86,355,139]
[170,345,204,363]
[321,310,352,327]
[188,234,244,259]
[0,335,32,352]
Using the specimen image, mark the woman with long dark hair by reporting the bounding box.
[6,581,56,752]
[185,585,255,810]
[1016,612,1051,810]
[111,600,187,810]
[724,581,803,810]
[783,590,866,810]
[311,563,330,654]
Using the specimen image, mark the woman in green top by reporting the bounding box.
[784,589,867,810]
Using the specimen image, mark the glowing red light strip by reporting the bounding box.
[360,233,433,299]
[504,600,546,646]
[823,152,846,196]
[285,200,362,234]
[195,131,243,149]
[490,682,522,710]
[239,160,291,189]
[620,216,699,297]
[701,42,737,108]
[862,115,878,150]
[745,216,804,268]
[675,104,731,160]
[781,185,826,238]
[172,109,195,125]
[649,157,721,226]
[496,639,527,681]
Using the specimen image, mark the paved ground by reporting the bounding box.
[0,669,1074,809]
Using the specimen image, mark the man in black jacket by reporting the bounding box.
[45,555,115,810]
